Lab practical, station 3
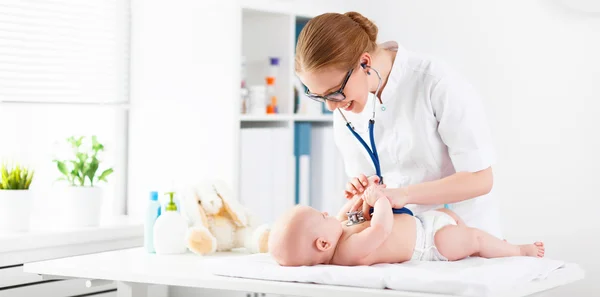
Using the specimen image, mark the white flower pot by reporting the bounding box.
[59,186,103,228]
[0,190,33,232]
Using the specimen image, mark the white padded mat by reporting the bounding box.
[207,253,584,297]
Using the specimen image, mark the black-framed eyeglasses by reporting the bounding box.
[305,68,353,103]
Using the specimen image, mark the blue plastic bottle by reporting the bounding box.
[144,191,162,253]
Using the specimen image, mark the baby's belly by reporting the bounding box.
[362,214,417,265]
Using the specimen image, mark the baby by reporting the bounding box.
[268,180,545,267]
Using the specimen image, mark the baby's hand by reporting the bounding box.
[349,196,373,221]
[348,184,388,221]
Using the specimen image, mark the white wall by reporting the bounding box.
[350,0,600,294]
[128,0,240,218]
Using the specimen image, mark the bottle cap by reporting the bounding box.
[269,57,279,66]
[150,191,158,201]
[164,192,177,211]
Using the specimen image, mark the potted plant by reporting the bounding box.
[0,163,35,232]
[54,136,113,228]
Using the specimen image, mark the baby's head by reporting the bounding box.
[268,205,343,266]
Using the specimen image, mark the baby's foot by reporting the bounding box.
[519,242,545,258]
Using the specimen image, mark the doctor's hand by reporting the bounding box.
[360,184,411,215]
[344,174,383,199]
[377,187,409,210]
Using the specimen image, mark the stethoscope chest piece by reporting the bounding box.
[346,210,367,226]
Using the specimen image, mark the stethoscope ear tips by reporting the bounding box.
[360,63,371,75]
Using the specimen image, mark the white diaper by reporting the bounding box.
[410,210,457,261]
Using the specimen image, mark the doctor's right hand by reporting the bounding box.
[344,174,383,199]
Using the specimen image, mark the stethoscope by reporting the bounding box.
[339,64,414,225]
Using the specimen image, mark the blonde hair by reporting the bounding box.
[295,11,378,73]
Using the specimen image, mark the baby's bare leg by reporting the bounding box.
[434,225,545,260]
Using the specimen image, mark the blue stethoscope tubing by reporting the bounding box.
[344,114,450,212]
[338,66,448,214]
[345,120,381,182]
[344,118,414,217]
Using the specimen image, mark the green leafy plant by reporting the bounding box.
[0,163,34,190]
[53,136,113,187]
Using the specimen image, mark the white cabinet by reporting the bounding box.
[0,270,116,297]
[0,220,143,297]
[236,5,348,226]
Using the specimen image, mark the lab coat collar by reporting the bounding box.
[379,41,409,103]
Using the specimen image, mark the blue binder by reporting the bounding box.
[294,123,311,205]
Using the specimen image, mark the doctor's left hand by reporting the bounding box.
[344,174,382,199]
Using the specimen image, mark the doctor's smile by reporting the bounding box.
[340,100,353,111]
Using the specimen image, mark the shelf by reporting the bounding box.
[293,114,333,122]
[240,114,291,122]
[239,114,333,123]
[242,8,294,116]
[237,7,344,225]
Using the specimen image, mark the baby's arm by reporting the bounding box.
[342,196,394,259]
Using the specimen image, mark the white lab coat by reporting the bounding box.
[333,42,502,238]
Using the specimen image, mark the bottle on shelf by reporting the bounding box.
[241,56,249,114]
[266,57,279,114]
[249,85,267,115]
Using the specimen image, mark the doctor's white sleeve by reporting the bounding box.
[430,75,496,173]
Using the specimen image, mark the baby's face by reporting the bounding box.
[269,205,343,266]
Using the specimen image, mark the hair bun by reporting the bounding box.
[344,11,378,42]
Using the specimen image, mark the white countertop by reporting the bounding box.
[0,216,142,254]
[0,216,143,267]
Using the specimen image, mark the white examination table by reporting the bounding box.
[23,248,583,297]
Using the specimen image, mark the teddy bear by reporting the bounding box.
[180,179,271,255]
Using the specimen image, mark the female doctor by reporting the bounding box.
[295,12,502,238]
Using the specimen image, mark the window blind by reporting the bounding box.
[0,0,129,103]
